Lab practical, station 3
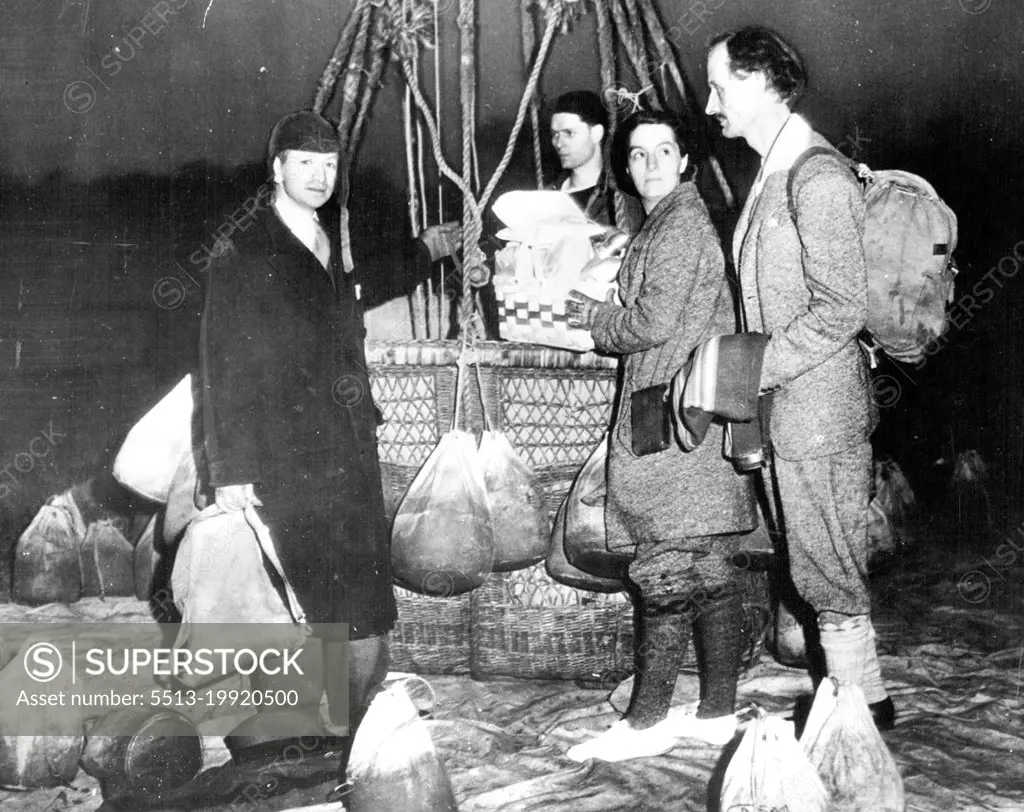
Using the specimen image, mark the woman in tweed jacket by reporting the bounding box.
[564,110,756,762]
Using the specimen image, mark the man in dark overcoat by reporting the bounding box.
[200,111,396,757]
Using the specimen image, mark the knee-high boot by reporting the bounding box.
[627,599,691,730]
[693,588,743,719]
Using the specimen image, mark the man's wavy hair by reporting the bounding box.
[708,26,808,106]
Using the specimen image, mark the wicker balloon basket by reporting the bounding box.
[366,340,768,680]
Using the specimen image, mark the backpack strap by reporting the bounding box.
[784,147,880,368]
[785,146,857,223]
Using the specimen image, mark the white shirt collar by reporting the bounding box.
[750,113,814,198]
[732,114,814,273]
[273,192,320,254]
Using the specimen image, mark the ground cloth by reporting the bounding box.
[0,583,1021,812]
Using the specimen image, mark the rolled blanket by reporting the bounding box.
[671,333,770,452]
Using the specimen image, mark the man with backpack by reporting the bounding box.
[705,26,895,729]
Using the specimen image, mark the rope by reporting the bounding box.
[408,2,559,337]
[458,0,480,337]
[608,0,658,110]
[399,60,480,213]
[337,2,373,159]
[471,348,494,432]
[432,0,445,222]
[402,0,421,237]
[522,0,544,189]
[348,10,389,166]
[433,0,446,336]
[530,104,544,189]
[403,56,425,337]
[313,0,368,113]
[451,334,472,431]
[91,528,105,600]
[417,109,429,233]
[596,0,624,228]
[330,1,373,276]
[478,9,558,213]
[595,0,617,135]
[404,84,420,237]
[461,5,559,334]
[634,0,687,109]
[624,0,664,109]
[612,189,629,230]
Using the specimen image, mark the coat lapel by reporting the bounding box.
[263,208,339,309]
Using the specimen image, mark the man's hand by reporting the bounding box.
[215,484,260,512]
[419,221,462,263]
[566,288,617,329]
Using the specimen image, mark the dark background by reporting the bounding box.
[1,0,1021,594]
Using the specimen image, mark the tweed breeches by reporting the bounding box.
[627,534,747,606]
[763,440,873,622]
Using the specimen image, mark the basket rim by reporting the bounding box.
[365,339,618,371]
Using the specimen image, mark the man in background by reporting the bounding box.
[549,89,643,233]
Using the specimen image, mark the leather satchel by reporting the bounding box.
[630,383,672,456]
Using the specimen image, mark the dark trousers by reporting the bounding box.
[323,635,391,731]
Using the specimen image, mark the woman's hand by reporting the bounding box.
[593,228,630,261]
[215,483,260,512]
[566,288,617,329]
[579,256,622,283]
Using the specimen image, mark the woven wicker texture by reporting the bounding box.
[470,564,635,682]
[367,340,770,680]
[389,586,473,675]
[368,340,618,521]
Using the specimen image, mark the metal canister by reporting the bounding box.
[80,708,203,796]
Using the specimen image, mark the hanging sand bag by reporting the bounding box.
[112,374,193,503]
[0,650,84,789]
[80,518,136,599]
[392,358,495,596]
[12,490,87,605]
[478,430,549,571]
[563,437,631,580]
[81,708,203,800]
[766,600,811,669]
[340,679,458,812]
[546,498,625,594]
[133,513,160,600]
[171,504,310,685]
[163,444,208,545]
[800,679,906,812]
[0,735,83,791]
[719,710,829,812]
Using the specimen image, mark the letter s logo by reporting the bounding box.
[24,642,63,683]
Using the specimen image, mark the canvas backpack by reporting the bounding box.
[788,147,958,366]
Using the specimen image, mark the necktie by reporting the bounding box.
[312,223,331,269]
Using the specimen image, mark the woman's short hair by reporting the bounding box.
[708,26,808,106]
[612,109,698,195]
